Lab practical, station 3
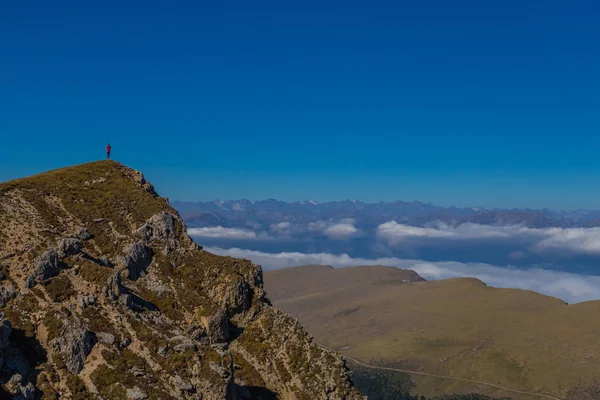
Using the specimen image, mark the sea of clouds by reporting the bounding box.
[188,220,600,304]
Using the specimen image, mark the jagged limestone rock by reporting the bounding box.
[171,375,194,394]
[30,238,82,286]
[204,309,230,345]
[103,271,126,302]
[30,250,60,285]
[126,387,148,400]
[103,272,136,310]
[138,212,177,246]
[49,319,94,374]
[223,277,253,314]
[56,237,83,258]
[169,336,196,353]
[0,282,17,308]
[96,332,116,346]
[137,210,199,254]
[122,242,153,280]
[77,293,97,309]
[125,168,158,196]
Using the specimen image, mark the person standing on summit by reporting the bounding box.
[106,143,112,159]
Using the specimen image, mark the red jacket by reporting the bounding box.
[106,145,111,153]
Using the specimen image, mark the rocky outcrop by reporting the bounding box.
[0,283,16,308]
[77,293,97,308]
[123,167,158,197]
[30,250,61,285]
[205,309,230,344]
[103,271,126,302]
[29,237,84,286]
[122,242,153,280]
[0,161,363,400]
[127,387,148,400]
[96,332,116,346]
[49,318,94,374]
[56,237,83,258]
[103,271,136,309]
[137,211,179,254]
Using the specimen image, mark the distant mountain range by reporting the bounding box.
[172,199,600,228]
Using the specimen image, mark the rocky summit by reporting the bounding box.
[0,161,362,400]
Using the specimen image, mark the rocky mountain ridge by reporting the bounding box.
[0,161,362,399]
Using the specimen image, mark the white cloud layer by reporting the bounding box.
[533,227,600,253]
[410,261,600,304]
[376,221,600,255]
[205,246,600,304]
[377,221,527,240]
[187,227,258,239]
[308,218,361,239]
[269,222,292,235]
[324,221,360,239]
[188,221,600,256]
[189,219,362,241]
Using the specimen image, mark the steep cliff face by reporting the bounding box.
[0,161,362,400]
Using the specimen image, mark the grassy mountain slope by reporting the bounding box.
[0,161,362,400]
[264,265,600,399]
[265,264,425,303]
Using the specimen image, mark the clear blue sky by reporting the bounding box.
[2,0,599,209]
